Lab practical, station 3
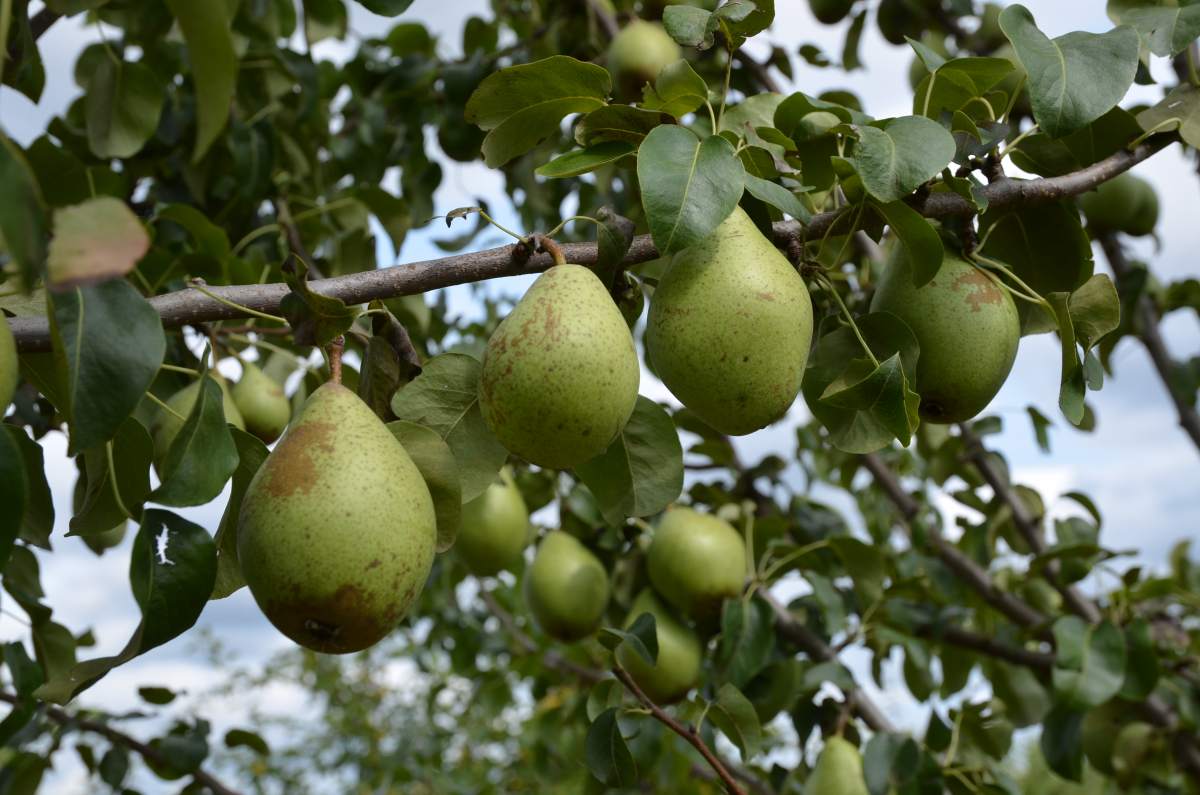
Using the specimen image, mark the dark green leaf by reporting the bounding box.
[356,0,414,15]
[138,686,177,705]
[1052,617,1127,709]
[717,598,773,688]
[0,430,27,569]
[662,6,714,48]
[1137,82,1200,149]
[642,60,709,119]
[584,708,638,788]
[388,420,461,553]
[0,134,48,290]
[1117,5,1200,56]
[152,376,239,507]
[871,199,944,286]
[279,257,356,347]
[5,426,52,549]
[602,612,658,667]
[742,174,812,222]
[708,683,762,758]
[211,428,270,600]
[84,58,164,159]
[165,0,238,160]
[535,142,634,179]
[851,116,955,202]
[225,728,270,756]
[69,417,152,535]
[1040,702,1085,781]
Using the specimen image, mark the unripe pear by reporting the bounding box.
[607,20,681,98]
[152,377,245,470]
[647,506,745,622]
[232,361,291,443]
[0,314,16,411]
[237,382,437,653]
[806,736,869,795]
[480,264,639,469]
[457,467,529,576]
[870,249,1019,424]
[523,531,610,641]
[808,0,854,25]
[646,206,813,435]
[616,589,702,704]
[1079,173,1159,238]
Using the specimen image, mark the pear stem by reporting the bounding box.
[328,336,345,384]
[537,236,568,268]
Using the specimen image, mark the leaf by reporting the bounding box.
[742,174,812,223]
[575,397,683,526]
[585,708,638,788]
[575,106,667,146]
[355,0,414,15]
[871,199,944,286]
[1027,406,1052,452]
[165,0,238,160]
[0,430,27,569]
[1137,82,1200,149]
[279,258,356,347]
[1068,274,1120,349]
[708,683,762,759]
[829,536,886,605]
[138,686,177,705]
[535,141,634,179]
[0,134,48,290]
[47,198,149,289]
[50,280,166,454]
[1041,703,1085,781]
[388,421,461,553]
[390,353,507,502]
[595,207,636,279]
[637,126,745,255]
[863,733,922,795]
[35,510,217,703]
[152,376,239,507]
[1118,5,1200,57]
[69,417,152,536]
[464,56,610,167]
[5,426,53,549]
[586,679,624,721]
[600,612,659,666]
[84,58,164,159]
[662,6,715,48]
[225,728,270,756]
[1047,292,1086,425]
[851,116,955,202]
[642,60,709,119]
[157,204,230,259]
[1119,618,1159,700]
[717,598,773,688]
[999,4,1139,138]
[211,428,269,600]
[1052,616,1127,709]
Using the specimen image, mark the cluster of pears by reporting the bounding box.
[1079,172,1159,238]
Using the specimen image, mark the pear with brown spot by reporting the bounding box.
[237,381,436,653]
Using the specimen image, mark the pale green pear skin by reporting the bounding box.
[0,314,16,411]
[806,736,869,795]
[607,20,681,96]
[523,531,610,642]
[237,382,437,654]
[152,377,245,470]
[871,250,1019,424]
[480,264,639,469]
[457,467,529,576]
[616,589,702,705]
[647,507,746,622]
[1079,172,1159,238]
[233,361,291,444]
[646,207,813,435]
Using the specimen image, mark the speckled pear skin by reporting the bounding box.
[647,506,746,623]
[237,382,436,654]
[523,531,610,642]
[871,249,1019,424]
[232,361,291,444]
[616,589,701,705]
[806,736,869,795]
[457,467,529,576]
[646,207,813,436]
[0,314,16,411]
[152,377,245,471]
[480,264,640,469]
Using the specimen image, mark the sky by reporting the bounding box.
[2,1,1199,791]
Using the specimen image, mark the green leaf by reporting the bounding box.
[535,141,634,179]
[708,683,762,759]
[152,376,239,507]
[355,0,414,15]
[47,198,149,289]
[999,4,1139,139]
[637,126,745,255]
[742,174,812,223]
[50,280,166,454]
[0,134,48,290]
[717,598,773,688]
[165,0,238,160]
[584,708,638,788]
[1052,616,1127,709]
[1041,702,1085,781]
[36,510,216,703]
[1117,5,1200,56]
[586,679,624,722]
[1047,292,1086,425]
[390,353,507,502]
[575,397,683,526]
[138,686,177,705]
[279,257,356,347]
[1068,274,1120,350]
[0,430,27,569]
[1027,406,1053,453]
[211,428,269,600]
[1137,82,1200,149]
[69,417,152,536]
[157,204,230,259]
[388,421,461,553]
[871,199,944,286]
[601,612,658,667]
[225,728,270,756]
[662,6,715,48]
[575,106,666,146]
[5,426,53,549]
[464,56,610,167]
[1119,618,1159,700]
[864,733,922,795]
[829,536,886,605]
[84,58,164,159]
[642,59,709,119]
[912,57,1016,123]
[851,116,955,202]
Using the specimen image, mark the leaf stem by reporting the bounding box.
[159,363,200,377]
[145,391,187,422]
[544,215,601,239]
[817,273,879,367]
[996,122,1039,161]
[188,280,287,324]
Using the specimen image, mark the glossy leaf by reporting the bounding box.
[388,420,462,553]
[851,116,955,202]
[871,199,944,286]
[152,376,239,507]
[279,258,356,347]
[535,142,634,179]
[165,0,238,160]
[84,58,164,159]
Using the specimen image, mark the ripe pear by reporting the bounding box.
[151,376,245,471]
[523,531,610,641]
[808,0,854,25]
[237,382,436,653]
[480,264,639,469]
[232,361,291,443]
[616,589,702,704]
[0,314,16,411]
[647,506,746,622]
[607,20,680,98]
[807,736,869,795]
[457,467,529,576]
[646,206,813,435]
[1079,173,1159,238]
[870,249,1019,424]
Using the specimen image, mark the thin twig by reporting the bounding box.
[478,590,606,685]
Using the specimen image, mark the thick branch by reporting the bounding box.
[0,691,242,795]
[30,8,61,40]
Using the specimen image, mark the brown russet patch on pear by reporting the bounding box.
[266,582,398,654]
[952,268,1004,311]
[756,291,778,302]
[260,421,337,497]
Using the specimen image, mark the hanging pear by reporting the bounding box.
[233,361,292,444]
[237,382,436,653]
[616,589,702,704]
[646,207,813,435]
[151,376,245,472]
[0,314,16,411]
[523,531,610,641]
[806,736,869,795]
[480,264,640,469]
[647,507,745,623]
[457,467,529,576]
[607,20,680,98]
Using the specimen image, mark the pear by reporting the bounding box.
[151,376,245,471]
[1079,173,1159,238]
[607,20,680,98]
[616,589,702,704]
[233,361,291,444]
[807,736,869,795]
[646,206,813,435]
[457,467,529,576]
[480,264,639,469]
[0,314,15,411]
[871,249,1019,424]
[808,0,854,25]
[647,506,745,622]
[237,382,436,653]
[523,531,609,641]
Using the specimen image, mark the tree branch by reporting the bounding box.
[478,590,606,685]
[0,691,242,795]
[30,7,61,41]
[917,623,1054,672]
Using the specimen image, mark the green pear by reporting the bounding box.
[607,20,680,98]
[1079,173,1159,238]
[523,531,610,641]
[237,382,437,653]
[616,588,701,704]
[646,206,813,435]
[152,376,245,471]
[806,736,869,795]
[457,467,529,576]
[233,361,291,444]
[647,506,745,622]
[480,264,639,469]
[870,249,1019,424]
[0,314,15,412]
[808,0,854,25]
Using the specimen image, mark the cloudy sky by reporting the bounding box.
[3,0,1198,791]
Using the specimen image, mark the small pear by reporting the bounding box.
[806,736,869,795]
[607,20,681,98]
[616,589,702,704]
[233,361,291,443]
[457,467,529,576]
[1079,172,1159,238]
[523,531,609,642]
[647,507,745,623]
[480,264,639,469]
[152,376,245,470]
[0,314,16,411]
[646,206,813,435]
[871,249,1019,424]
[237,382,436,653]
